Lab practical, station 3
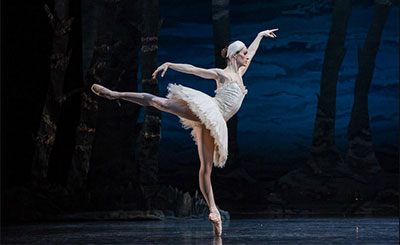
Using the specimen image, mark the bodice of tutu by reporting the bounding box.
[214,82,247,121]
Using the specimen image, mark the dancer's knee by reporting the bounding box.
[145,94,164,109]
[199,163,213,177]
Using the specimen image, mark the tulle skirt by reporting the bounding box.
[167,83,228,168]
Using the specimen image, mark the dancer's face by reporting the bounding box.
[234,47,249,68]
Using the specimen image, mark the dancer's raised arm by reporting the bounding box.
[239,28,278,75]
[152,62,220,80]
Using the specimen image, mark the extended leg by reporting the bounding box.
[91,84,200,122]
[194,126,222,237]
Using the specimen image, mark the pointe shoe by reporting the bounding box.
[209,208,222,237]
[91,84,118,100]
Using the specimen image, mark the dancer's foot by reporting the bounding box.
[91,84,119,100]
[209,207,222,237]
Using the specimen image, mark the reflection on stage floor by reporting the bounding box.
[2,217,398,244]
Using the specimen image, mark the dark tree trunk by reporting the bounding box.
[307,0,352,174]
[87,0,142,210]
[66,0,104,194]
[68,0,142,210]
[81,0,104,78]
[32,0,74,185]
[211,0,240,168]
[46,0,83,187]
[346,0,392,174]
[212,0,231,69]
[137,0,162,209]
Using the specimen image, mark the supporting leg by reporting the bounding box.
[194,126,222,237]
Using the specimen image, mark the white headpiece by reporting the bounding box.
[226,40,245,58]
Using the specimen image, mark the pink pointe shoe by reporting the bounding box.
[91,84,118,100]
[209,207,222,237]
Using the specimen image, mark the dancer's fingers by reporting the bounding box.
[161,66,168,77]
[152,67,161,79]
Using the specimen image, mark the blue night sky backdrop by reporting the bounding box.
[139,0,398,166]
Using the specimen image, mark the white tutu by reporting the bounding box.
[167,82,246,168]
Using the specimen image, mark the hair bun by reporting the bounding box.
[221,46,228,59]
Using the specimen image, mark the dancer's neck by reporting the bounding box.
[226,62,239,74]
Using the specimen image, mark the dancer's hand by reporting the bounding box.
[152,62,170,79]
[259,28,279,38]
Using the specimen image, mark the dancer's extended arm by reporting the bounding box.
[152,62,220,80]
[239,28,279,76]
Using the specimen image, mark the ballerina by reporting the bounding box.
[91,28,278,236]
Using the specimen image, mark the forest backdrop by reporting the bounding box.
[2,0,399,221]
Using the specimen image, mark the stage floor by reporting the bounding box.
[2,217,398,244]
